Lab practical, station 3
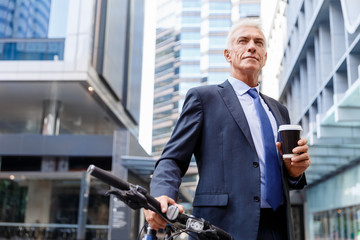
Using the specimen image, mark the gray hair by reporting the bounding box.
[225,18,266,50]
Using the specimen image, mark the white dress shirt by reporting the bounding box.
[228,76,279,208]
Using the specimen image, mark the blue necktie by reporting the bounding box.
[248,88,282,210]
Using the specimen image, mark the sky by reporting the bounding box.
[48,0,69,38]
[139,1,157,154]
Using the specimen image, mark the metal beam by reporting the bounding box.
[316,124,360,138]
[309,156,350,166]
[308,131,360,146]
[335,106,360,122]
[306,164,338,174]
[309,146,360,158]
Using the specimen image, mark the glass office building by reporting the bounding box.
[0,0,148,239]
[152,0,260,158]
[274,0,360,239]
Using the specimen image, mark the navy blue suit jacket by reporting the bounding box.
[150,80,306,240]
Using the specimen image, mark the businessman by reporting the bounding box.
[144,18,310,240]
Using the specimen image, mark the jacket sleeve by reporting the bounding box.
[150,88,203,200]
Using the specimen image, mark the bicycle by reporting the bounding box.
[87,165,233,240]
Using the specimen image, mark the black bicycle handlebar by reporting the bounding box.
[87,165,163,217]
[87,165,232,240]
[87,165,129,190]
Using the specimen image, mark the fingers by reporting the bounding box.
[290,154,311,167]
[176,203,185,214]
[292,138,309,155]
[158,196,174,213]
[297,138,308,146]
[276,142,282,155]
[144,195,182,231]
[144,209,167,230]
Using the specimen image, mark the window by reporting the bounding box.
[209,36,227,48]
[207,72,228,85]
[182,15,201,24]
[209,53,226,66]
[180,48,200,60]
[239,4,260,18]
[179,82,200,95]
[181,32,201,41]
[209,19,231,28]
[182,0,201,9]
[209,2,231,11]
[179,65,201,76]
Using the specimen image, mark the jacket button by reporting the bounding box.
[253,162,259,168]
[254,196,260,202]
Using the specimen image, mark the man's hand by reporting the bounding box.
[276,138,311,178]
[143,195,184,230]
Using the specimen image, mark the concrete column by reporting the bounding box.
[25,180,52,224]
[109,128,132,240]
[41,99,61,135]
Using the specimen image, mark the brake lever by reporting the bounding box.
[105,188,148,210]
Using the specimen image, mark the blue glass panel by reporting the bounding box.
[209,19,231,28]
[239,4,260,18]
[0,39,65,60]
[182,0,201,8]
[209,2,231,11]
[181,32,201,41]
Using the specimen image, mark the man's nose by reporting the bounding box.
[247,40,256,52]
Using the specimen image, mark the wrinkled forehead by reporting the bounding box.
[231,26,266,43]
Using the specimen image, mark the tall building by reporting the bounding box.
[0,0,52,38]
[274,0,360,239]
[152,0,261,158]
[0,0,149,239]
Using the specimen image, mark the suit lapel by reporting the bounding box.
[218,80,257,153]
[260,93,284,140]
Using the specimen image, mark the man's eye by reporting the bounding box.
[238,39,247,44]
[256,41,264,46]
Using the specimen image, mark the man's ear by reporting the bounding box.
[224,49,231,63]
[262,52,268,67]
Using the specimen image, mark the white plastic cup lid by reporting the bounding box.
[278,124,302,132]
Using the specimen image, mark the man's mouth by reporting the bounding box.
[243,56,258,60]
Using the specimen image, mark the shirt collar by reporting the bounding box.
[228,76,260,96]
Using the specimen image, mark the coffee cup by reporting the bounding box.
[278,125,302,159]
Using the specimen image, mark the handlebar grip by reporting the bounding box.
[87,165,130,190]
[87,165,164,217]
[211,225,233,240]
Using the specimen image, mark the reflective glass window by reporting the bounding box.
[180,48,200,60]
[156,48,173,59]
[181,32,201,41]
[209,2,231,10]
[182,15,201,24]
[182,1,201,8]
[209,36,227,48]
[179,65,200,75]
[156,33,173,45]
[239,3,260,18]
[179,82,201,95]
[207,72,228,84]
[155,63,173,74]
[0,0,68,60]
[153,127,173,136]
[154,93,173,104]
[209,19,231,28]
[209,53,226,64]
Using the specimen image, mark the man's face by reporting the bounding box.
[225,26,267,74]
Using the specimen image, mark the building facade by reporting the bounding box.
[275,0,360,239]
[0,0,149,239]
[152,0,260,158]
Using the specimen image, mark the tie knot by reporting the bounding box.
[247,88,259,99]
